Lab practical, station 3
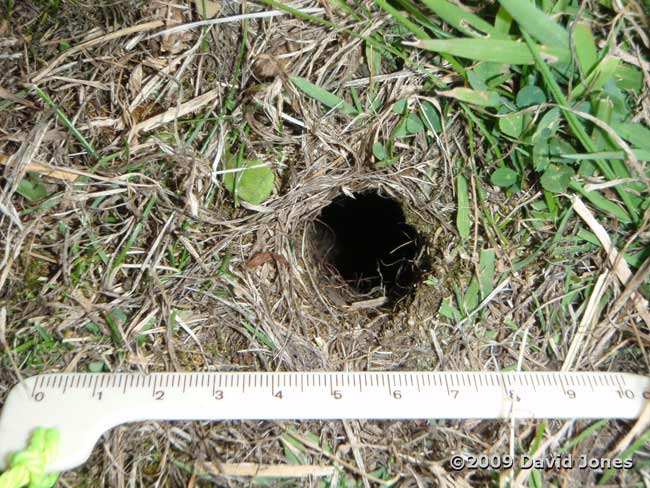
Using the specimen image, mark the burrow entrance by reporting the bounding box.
[314,191,426,305]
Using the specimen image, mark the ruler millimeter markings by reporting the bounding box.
[1,371,649,472]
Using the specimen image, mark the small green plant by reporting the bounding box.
[223,149,275,205]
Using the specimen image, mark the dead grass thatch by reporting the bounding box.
[1,1,649,486]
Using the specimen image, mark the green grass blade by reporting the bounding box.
[612,122,650,151]
[614,64,643,91]
[478,248,495,297]
[33,85,98,159]
[241,321,276,350]
[560,149,650,161]
[111,194,157,271]
[573,21,599,75]
[569,180,630,223]
[497,0,569,48]
[420,0,506,39]
[599,429,650,484]
[391,0,447,35]
[456,174,471,239]
[494,5,512,34]
[290,76,358,116]
[558,419,607,454]
[521,31,637,223]
[408,38,569,64]
[375,0,428,38]
[570,55,620,100]
[439,87,501,107]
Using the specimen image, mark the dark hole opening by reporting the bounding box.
[317,191,424,305]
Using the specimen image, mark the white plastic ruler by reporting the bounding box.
[1,371,649,471]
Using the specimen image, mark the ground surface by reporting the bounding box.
[1,0,650,486]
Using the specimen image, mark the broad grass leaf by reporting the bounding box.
[497,0,569,48]
[393,113,425,137]
[392,99,408,113]
[615,65,643,91]
[478,249,496,298]
[541,164,574,193]
[600,79,629,121]
[372,142,388,161]
[571,55,620,99]
[516,85,546,108]
[419,101,442,132]
[223,159,275,205]
[17,176,49,202]
[491,167,518,187]
[531,108,562,143]
[533,138,552,171]
[290,76,358,116]
[534,137,575,171]
[494,5,512,34]
[438,87,501,107]
[499,112,524,138]
[573,21,598,75]
[612,122,650,151]
[438,298,462,320]
[467,70,488,90]
[406,113,424,133]
[411,38,569,65]
[473,62,507,85]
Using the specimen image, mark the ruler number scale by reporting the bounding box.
[1,372,649,472]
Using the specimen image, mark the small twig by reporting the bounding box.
[281,428,401,485]
[0,153,79,182]
[198,461,334,478]
[146,8,325,40]
[32,20,165,82]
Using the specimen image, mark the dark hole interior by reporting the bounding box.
[317,191,423,304]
